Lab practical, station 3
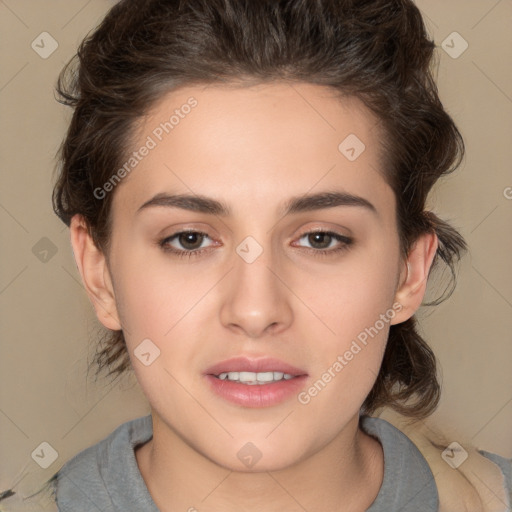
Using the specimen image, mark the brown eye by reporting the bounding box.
[295,230,353,253]
[158,230,214,258]
[176,232,206,250]
[306,232,335,249]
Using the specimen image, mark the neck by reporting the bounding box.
[135,412,384,512]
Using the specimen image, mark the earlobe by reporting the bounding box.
[69,214,122,331]
[390,231,439,325]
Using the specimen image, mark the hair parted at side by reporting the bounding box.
[52,0,467,420]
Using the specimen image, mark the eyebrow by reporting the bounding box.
[136,190,378,217]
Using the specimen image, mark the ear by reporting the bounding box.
[69,214,122,331]
[390,231,439,325]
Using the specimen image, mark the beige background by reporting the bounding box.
[0,0,511,503]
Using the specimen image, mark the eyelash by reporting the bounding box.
[157,229,353,259]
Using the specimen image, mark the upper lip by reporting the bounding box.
[204,356,308,376]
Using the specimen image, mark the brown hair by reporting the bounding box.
[52,0,467,420]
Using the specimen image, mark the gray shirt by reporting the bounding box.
[21,414,512,511]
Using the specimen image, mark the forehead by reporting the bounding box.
[110,81,392,221]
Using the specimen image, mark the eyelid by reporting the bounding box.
[295,225,351,238]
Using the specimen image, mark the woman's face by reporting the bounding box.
[94,82,410,469]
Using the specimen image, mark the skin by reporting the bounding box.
[70,82,438,512]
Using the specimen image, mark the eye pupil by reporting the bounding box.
[179,232,203,250]
[309,233,331,249]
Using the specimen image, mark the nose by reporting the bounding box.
[219,239,293,339]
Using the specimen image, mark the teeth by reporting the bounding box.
[216,371,295,384]
[262,371,281,382]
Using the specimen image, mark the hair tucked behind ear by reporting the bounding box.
[53,0,468,419]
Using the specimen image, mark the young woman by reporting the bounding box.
[9,0,511,510]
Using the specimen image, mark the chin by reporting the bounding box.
[202,441,309,474]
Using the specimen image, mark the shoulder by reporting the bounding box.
[56,415,152,511]
[478,450,512,509]
[361,413,439,511]
[379,408,512,512]
[0,416,154,512]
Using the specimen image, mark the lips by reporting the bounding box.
[204,356,308,377]
[203,356,308,407]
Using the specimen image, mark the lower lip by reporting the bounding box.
[204,374,308,408]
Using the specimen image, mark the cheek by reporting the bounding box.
[110,246,203,331]
[297,288,393,431]
[292,244,398,401]
[295,244,399,344]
